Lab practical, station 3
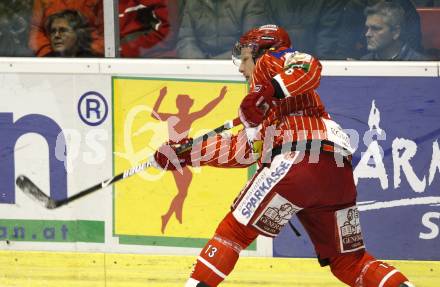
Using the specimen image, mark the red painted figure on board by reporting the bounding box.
[151,86,226,233]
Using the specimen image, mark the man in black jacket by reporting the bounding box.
[361,1,427,60]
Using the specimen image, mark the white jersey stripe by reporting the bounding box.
[379,269,399,287]
[197,256,227,279]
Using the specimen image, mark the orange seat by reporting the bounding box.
[417,7,440,58]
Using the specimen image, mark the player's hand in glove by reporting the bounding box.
[153,138,193,171]
[239,80,281,127]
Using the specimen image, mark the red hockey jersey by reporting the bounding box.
[189,48,351,168]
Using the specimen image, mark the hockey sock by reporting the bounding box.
[330,251,410,287]
[186,212,258,287]
[355,259,409,287]
[187,235,240,287]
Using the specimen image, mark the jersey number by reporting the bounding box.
[205,245,218,258]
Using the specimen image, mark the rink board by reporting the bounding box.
[0,61,269,257]
[0,59,438,272]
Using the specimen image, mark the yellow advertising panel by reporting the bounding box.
[113,77,250,247]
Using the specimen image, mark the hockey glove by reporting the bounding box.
[153,138,193,171]
[238,81,278,128]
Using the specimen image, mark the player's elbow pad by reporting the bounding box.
[271,78,285,99]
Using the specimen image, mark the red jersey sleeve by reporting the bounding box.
[272,52,322,97]
[189,129,256,168]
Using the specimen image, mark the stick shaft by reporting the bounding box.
[49,173,124,208]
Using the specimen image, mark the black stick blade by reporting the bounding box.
[16,175,54,208]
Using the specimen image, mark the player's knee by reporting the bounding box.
[215,212,258,249]
[330,251,412,287]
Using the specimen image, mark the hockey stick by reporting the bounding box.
[16,117,241,209]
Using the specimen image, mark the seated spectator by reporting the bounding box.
[0,0,33,57]
[44,10,96,57]
[177,0,268,59]
[29,0,103,57]
[337,0,423,60]
[361,1,427,60]
[119,0,179,58]
[266,0,346,60]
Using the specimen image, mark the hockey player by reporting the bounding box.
[154,24,415,287]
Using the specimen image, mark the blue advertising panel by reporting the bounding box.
[273,76,440,260]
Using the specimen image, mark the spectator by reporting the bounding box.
[266,0,346,60]
[177,0,268,59]
[119,0,180,58]
[29,0,103,57]
[0,0,33,57]
[337,0,423,60]
[361,1,427,60]
[43,10,96,57]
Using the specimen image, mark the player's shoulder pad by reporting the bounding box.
[268,47,295,59]
[283,51,313,72]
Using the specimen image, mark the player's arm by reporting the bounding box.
[272,52,322,98]
[189,128,256,168]
[154,129,257,170]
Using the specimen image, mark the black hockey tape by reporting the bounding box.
[15,175,51,208]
